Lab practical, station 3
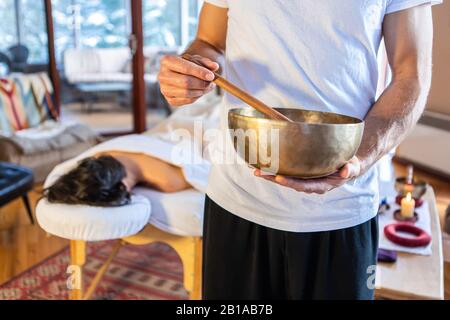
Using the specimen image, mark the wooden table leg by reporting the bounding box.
[190,237,203,300]
[69,240,86,300]
[83,240,123,300]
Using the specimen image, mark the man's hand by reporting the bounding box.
[158,54,219,107]
[254,156,361,194]
[157,3,226,107]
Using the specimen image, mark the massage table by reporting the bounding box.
[35,138,207,298]
[37,187,204,300]
[35,96,220,300]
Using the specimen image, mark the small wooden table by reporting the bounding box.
[375,187,444,300]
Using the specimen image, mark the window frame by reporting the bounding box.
[5,0,203,66]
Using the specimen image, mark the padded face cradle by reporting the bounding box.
[384,223,431,248]
[36,188,205,241]
[36,195,151,241]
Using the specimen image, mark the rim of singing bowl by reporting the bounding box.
[228,107,364,127]
[394,177,427,197]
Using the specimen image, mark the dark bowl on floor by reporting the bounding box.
[395,177,427,199]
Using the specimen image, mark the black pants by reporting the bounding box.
[202,195,378,300]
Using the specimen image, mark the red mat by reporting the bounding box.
[0,241,188,300]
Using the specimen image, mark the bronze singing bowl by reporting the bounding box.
[228,108,365,178]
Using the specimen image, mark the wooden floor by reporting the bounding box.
[0,186,68,285]
[0,162,449,299]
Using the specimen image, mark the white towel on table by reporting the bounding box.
[44,95,221,193]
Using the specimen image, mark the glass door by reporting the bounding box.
[52,0,135,135]
[0,0,56,125]
[0,0,49,74]
[142,0,202,130]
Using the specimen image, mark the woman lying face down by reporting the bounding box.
[44,151,191,207]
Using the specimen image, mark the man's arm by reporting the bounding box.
[256,5,433,194]
[357,5,433,173]
[183,2,227,68]
[158,3,228,106]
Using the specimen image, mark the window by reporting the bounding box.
[78,0,128,48]
[188,0,200,40]
[20,0,48,63]
[143,0,182,47]
[0,0,203,65]
[143,0,201,48]
[53,0,129,63]
[53,0,76,63]
[0,0,48,64]
[0,1,17,54]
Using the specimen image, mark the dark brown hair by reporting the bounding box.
[44,156,131,207]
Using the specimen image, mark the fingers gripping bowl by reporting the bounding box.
[228,108,365,178]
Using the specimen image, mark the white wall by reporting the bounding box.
[397,122,450,175]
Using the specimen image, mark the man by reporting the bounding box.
[158,0,439,299]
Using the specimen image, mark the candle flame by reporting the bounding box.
[406,192,412,201]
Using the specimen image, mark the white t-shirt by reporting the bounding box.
[204,0,440,232]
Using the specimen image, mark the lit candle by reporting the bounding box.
[401,192,415,218]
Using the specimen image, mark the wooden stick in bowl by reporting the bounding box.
[182,54,293,122]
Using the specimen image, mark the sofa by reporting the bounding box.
[63,47,179,111]
[63,46,180,85]
[0,72,101,182]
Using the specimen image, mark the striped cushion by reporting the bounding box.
[13,76,42,128]
[0,73,55,135]
[29,73,58,121]
[0,78,29,134]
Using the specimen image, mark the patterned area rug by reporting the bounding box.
[0,241,188,300]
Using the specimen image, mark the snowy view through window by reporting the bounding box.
[0,0,201,64]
